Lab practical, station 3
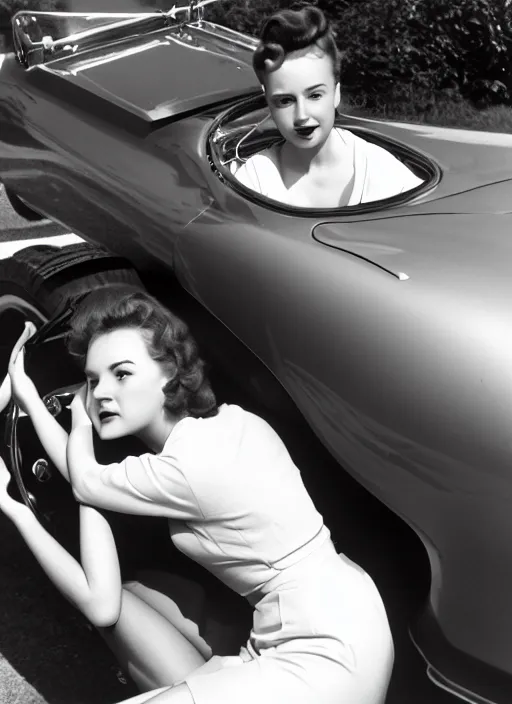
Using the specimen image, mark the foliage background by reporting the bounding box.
[2,0,512,130]
[203,0,512,128]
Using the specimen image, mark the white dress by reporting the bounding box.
[94,404,394,704]
[233,127,424,206]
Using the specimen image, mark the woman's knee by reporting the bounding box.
[124,570,207,626]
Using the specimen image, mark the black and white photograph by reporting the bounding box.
[0,1,510,703]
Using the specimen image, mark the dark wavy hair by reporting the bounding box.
[66,285,218,420]
[253,5,340,85]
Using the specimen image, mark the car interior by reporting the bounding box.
[208,94,439,214]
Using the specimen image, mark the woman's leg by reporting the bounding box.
[100,587,208,692]
[125,569,251,657]
[98,569,251,693]
[123,571,213,660]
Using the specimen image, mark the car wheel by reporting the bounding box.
[4,187,44,222]
[0,242,144,529]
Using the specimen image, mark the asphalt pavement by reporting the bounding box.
[0,187,83,257]
[0,187,459,704]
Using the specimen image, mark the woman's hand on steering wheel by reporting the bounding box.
[8,322,38,414]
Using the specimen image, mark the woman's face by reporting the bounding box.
[264,47,340,150]
[84,327,172,444]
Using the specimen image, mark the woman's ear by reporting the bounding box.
[334,82,341,109]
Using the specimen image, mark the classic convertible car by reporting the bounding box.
[1,3,512,702]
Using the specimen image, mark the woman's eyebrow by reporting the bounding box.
[272,83,327,97]
[84,360,135,377]
[110,360,135,370]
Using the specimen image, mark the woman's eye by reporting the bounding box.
[309,92,323,100]
[116,370,130,381]
[88,378,98,390]
[275,97,293,107]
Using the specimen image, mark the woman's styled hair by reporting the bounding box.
[253,5,340,84]
[66,285,218,419]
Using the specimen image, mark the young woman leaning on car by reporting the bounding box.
[233,5,422,208]
[0,286,394,704]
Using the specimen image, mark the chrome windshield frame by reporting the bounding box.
[11,0,224,68]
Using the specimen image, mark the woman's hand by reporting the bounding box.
[70,384,92,429]
[8,322,38,414]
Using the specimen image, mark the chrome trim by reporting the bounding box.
[43,382,84,418]
[32,459,52,483]
[426,666,494,704]
[12,11,169,68]
[12,1,235,68]
[187,20,259,51]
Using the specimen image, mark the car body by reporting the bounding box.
[1,5,512,703]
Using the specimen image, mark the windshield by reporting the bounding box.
[12,1,223,67]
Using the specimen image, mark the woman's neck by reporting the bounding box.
[280,128,341,173]
[137,414,183,453]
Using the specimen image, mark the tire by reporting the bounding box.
[4,187,44,222]
[0,241,143,320]
[0,242,144,531]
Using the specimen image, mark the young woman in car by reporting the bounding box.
[0,287,394,704]
[234,4,422,208]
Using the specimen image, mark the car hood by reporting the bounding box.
[313,209,512,299]
[24,21,260,133]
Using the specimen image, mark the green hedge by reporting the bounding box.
[336,0,512,110]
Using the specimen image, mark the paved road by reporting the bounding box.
[0,188,458,704]
[0,187,83,258]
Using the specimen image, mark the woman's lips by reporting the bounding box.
[295,125,318,137]
[99,411,118,423]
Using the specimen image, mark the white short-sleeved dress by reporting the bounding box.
[233,127,424,206]
[95,404,394,704]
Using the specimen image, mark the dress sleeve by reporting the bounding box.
[80,452,204,520]
[396,161,424,193]
[361,142,424,202]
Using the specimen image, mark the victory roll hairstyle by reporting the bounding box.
[66,285,218,419]
[253,5,340,84]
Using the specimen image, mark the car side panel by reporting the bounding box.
[173,193,512,683]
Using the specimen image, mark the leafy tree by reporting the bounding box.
[336,0,512,108]
[203,0,363,36]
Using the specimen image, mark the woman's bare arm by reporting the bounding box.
[12,504,121,626]
[0,457,122,627]
[8,323,70,481]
